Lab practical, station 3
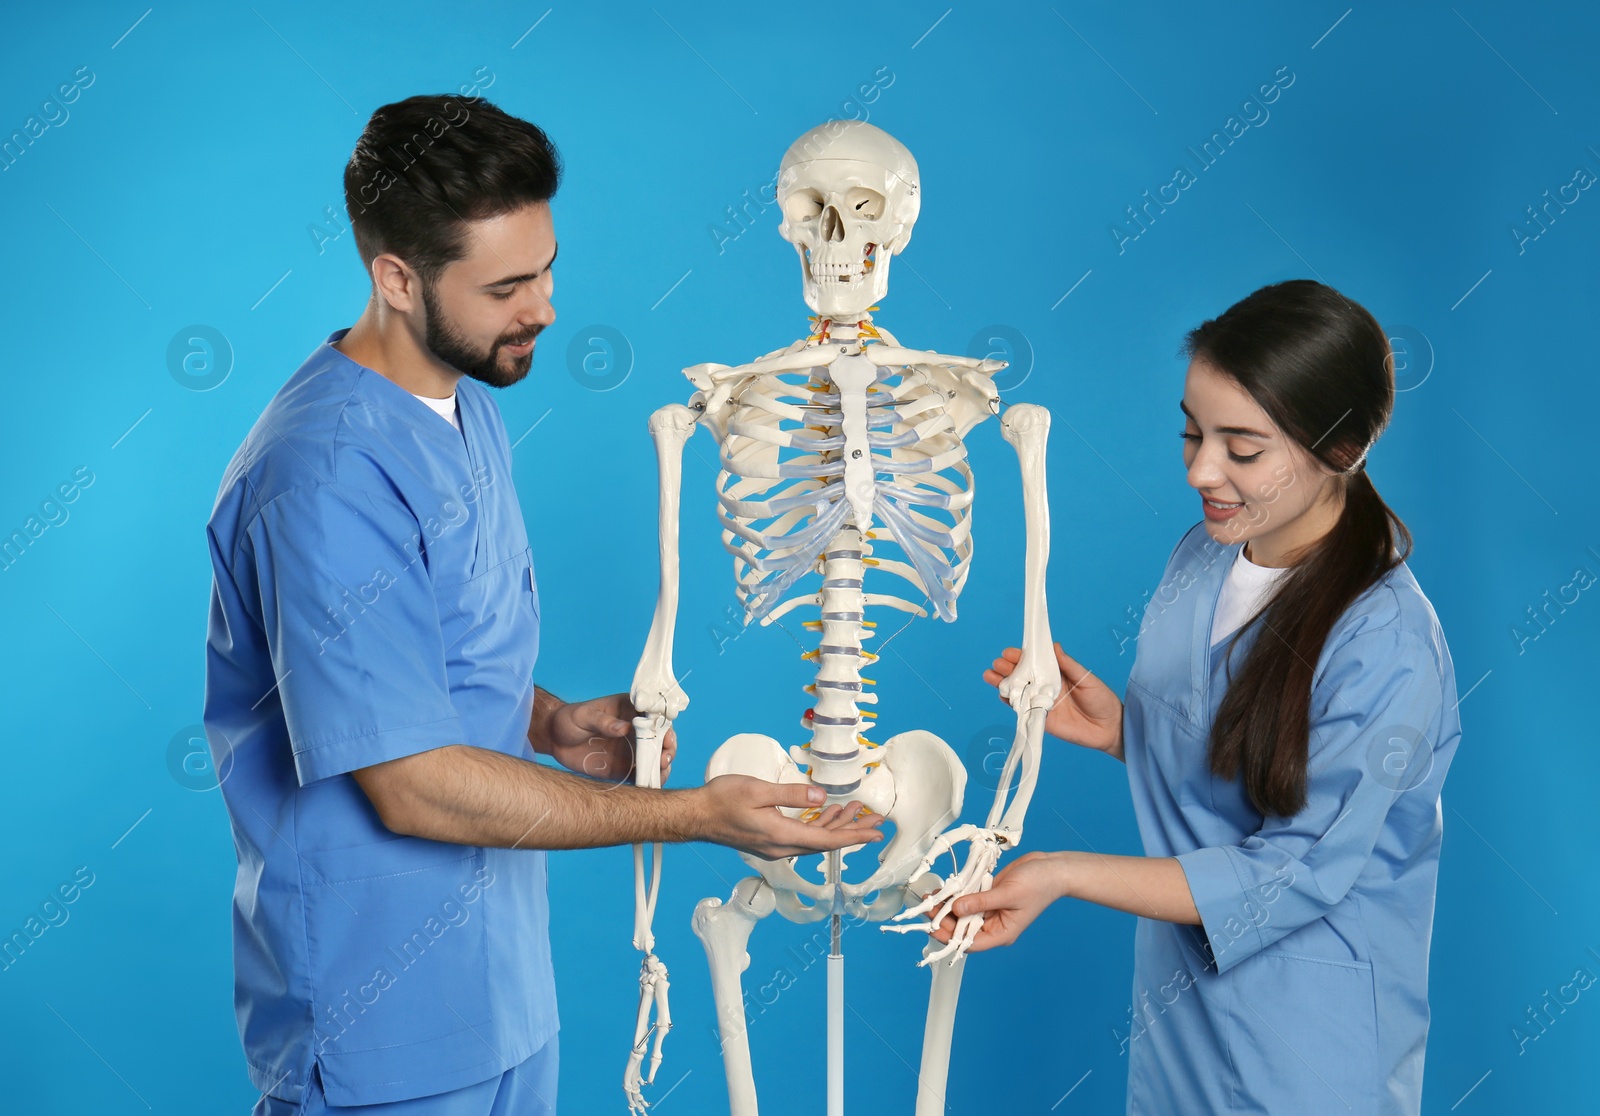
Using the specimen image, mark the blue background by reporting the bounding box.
[2,1,1596,1112]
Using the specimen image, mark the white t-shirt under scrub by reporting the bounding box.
[409,390,462,433]
[1210,542,1293,646]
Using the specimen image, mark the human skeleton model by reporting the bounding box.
[622,121,1061,1115]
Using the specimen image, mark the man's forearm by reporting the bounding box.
[370,743,705,849]
[526,685,565,755]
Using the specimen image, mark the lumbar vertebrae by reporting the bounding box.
[623,120,1061,1116]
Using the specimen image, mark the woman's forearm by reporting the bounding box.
[1049,849,1199,924]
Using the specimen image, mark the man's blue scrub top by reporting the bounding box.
[203,329,557,1106]
[1123,520,1461,1115]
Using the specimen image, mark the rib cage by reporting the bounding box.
[713,357,975,625]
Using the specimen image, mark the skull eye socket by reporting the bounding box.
[783,188,825,225]
[844,187,885,220]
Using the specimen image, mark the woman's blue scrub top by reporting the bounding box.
[1123,520,1461,1115]
[202,329,557,1105]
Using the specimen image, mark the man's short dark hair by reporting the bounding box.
[343,94,562,288]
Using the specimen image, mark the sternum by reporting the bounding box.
[800,526,878,797]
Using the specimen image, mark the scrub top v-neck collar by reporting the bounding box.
[328,327,474,453]
[1192,539,1245,726]
[325,327,488,571]
[409,388,464,438]
[1198,539,1302,724]
[452,391,488,568]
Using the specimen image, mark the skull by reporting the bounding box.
[776,120,920,320]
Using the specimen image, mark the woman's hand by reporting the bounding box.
[928,851,1065,952]
[985,642,1125,760]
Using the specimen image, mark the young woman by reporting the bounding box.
[942,280,1462,1114]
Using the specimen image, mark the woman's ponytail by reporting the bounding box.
[1186,281,1413,818]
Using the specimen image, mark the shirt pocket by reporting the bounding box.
[432,545,540,757]
[1125,679,1208,803]
[301,837,494,1059]
[523,546,540,626]
[437,545,537,642]
[1225,950,1379,1113]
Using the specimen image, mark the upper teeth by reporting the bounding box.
[1206,499,1242,509]
[812,261,868,283]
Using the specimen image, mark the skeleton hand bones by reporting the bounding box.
[883,823,1010,964]
[624,952,672,1113]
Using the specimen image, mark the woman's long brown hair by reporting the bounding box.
[1186,280,1413,818]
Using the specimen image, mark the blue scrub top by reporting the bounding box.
[1123,520,1461,1115]
[203,329,557,1106]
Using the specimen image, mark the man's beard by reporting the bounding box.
[420,281,540,389]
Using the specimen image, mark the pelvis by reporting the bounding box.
[705,730,966,922]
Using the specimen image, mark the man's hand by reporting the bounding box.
[693,776,885,860]
[530,692,676,784]
[354,742,887,855]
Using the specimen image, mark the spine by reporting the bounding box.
[798,526,878,797]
